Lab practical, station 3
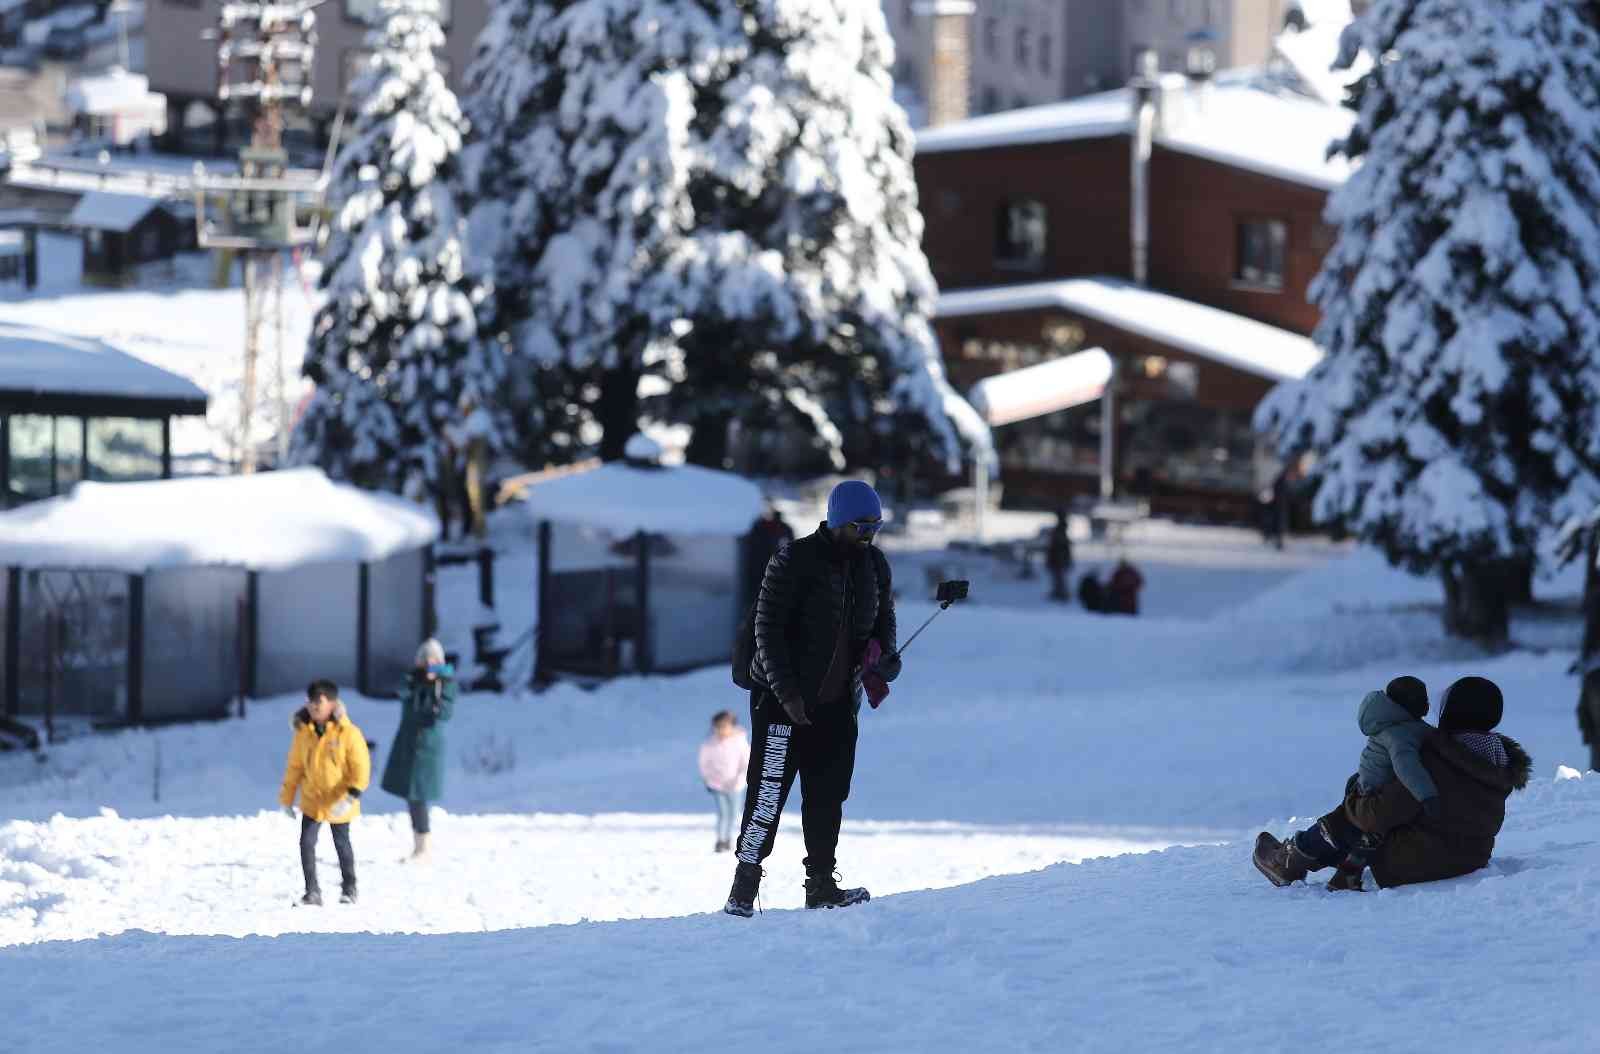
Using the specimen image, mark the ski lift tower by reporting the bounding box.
[194,0,325,473]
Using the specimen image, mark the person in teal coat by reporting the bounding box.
[381,638,457,861]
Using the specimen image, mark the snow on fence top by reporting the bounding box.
[0,323,207,406]
[0,467,438,572]
[968,347,1113,427]
[915,69,1355,191]
[936,277,1322,383]
[515,461,765,537]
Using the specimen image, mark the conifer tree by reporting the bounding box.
[295,0,509,509]
[1257,0,1600,640]
[461,0,989,469]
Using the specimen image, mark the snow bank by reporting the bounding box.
[514,461,764,536]
[0,467,437,572]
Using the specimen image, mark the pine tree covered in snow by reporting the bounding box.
[1256,0,1600,640]
[294,0,508,505]
[460,0,990,470]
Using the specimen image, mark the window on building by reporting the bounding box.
[984,17,998,57]
[1235,218,1288,289]
[995,198,1048,269]
[1040,34,1052,74]
[7,415,53,504]
[54,416,84,494]
[1015,27,1030,66]
[87,418,164,483]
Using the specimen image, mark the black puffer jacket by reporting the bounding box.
[752,523,897,714]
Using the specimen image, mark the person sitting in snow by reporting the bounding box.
[699,710,751,853]
[1106,558,1144,615]
[1254,676,1530,891]
[1256,676,1436,890]
[280,680,371,906]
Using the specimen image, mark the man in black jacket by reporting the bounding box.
[724,480,900,917]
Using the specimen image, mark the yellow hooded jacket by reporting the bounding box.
[279,704,371,823]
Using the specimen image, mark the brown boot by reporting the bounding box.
[1253,831,1315,887]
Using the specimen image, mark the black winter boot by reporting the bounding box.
[298,890,323,907]
[1252,832,1316,887]
[724,862,762,918]
[804,861,870,910]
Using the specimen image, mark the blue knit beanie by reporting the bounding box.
[827,480,882,528]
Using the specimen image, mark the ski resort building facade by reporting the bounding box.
[914,63,1351,522]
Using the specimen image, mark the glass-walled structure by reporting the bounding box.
[1,325,208,508]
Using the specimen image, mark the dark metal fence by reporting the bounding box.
[533,521,741,684]
[2,545,432,736]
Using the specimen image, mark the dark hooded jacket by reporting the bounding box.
[751,522,896,715]
[1344,729,1531,888]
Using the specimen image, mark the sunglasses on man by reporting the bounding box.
[847,518,883,538]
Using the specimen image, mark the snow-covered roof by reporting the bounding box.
[0,467,439,572]
[0,323,207,406]
[65,67,164,116]
[516,462,765,536]
[936,277,1322,383]
[67,190,165,233]
[967,348,1112,427]
[915,70,1355,191]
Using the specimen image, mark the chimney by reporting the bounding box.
[1128,48,1159,288]
[914,1,976,126]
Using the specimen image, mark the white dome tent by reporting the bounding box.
[0,468,438,736]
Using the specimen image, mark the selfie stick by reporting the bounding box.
[895,593,963,659]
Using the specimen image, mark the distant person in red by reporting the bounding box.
[1107,558,1144,616]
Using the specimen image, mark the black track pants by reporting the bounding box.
[734,691,858,871]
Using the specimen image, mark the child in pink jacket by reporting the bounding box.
[698,710,750,853]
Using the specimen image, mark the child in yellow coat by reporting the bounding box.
[280,679,371,905]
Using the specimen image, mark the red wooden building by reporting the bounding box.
[914,65,1353,521]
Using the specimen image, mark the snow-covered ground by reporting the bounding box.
[3,530,1599,1052]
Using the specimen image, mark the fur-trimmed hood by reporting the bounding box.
[1426,729,1531,793]
[291,702,349,730]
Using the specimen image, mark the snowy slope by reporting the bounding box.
[6,775,1598,1053]
[2,540,1598,1051]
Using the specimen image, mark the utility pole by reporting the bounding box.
[203,0,321,473]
